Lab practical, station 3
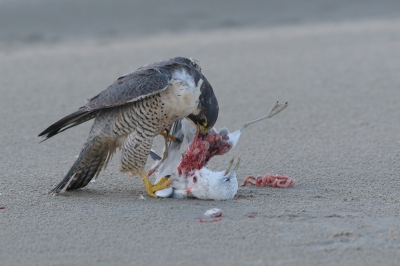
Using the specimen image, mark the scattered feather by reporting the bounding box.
[204,208,223,217]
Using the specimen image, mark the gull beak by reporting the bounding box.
[184,188,194,197]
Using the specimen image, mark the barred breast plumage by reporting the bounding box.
[116,73,202,176]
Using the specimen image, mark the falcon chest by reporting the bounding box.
[158,68,202,129]
[117,68,202,174]
[112,68,202,138]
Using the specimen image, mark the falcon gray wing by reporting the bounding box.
[38,69,169,140]
[86,56,202,110]
[85,68,169,110]
[39,57,202,140]
[39,57,192,141]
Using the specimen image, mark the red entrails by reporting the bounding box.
[242,174,296,188]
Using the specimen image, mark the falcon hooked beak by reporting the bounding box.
[187,77,219,136]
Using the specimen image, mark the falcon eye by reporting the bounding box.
[200,115,208,126]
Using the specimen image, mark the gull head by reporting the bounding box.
[186,158,239,200]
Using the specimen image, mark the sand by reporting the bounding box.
[1,1,400,265]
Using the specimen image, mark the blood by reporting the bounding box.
[197,217,222,223]
[246,212,258,218]
[178,130,232,176]
[176,129,295,191]
[209,211,222,218]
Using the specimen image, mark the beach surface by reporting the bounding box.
[1,1,400,265]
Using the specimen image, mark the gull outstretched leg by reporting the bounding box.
[240,101,288,132]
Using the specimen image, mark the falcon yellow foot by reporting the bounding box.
[140,173,172,198]
[159,131,180,143]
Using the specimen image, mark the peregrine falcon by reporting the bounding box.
[39,57,219,198]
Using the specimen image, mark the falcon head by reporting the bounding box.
[187,78,219,136]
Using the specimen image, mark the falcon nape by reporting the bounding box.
[39,57,219,198]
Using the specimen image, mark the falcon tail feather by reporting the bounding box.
[50,132,115,194]
[38,108,98,141]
